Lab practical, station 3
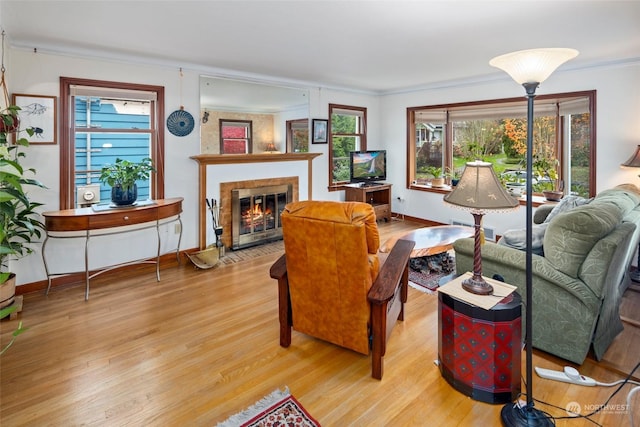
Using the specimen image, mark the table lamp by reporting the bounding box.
[621,144,640,282]
[443,160,519,295]
[490,47,578,427]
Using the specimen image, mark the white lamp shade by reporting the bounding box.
[489,48,579,84]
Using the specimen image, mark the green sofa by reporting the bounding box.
[453,185,640,364]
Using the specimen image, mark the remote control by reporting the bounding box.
[534,366,596,386]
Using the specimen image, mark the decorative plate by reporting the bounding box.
[166,108,195,137]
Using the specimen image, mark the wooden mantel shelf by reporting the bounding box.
[190,153,322,165]
[191,152,322,249]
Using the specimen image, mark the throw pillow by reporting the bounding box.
[498,223,548,256]
[543,195,592,224]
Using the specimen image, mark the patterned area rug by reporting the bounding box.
[217,387,320,427]
[408,252,456,293]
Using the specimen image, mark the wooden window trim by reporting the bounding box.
[59,77,165,209]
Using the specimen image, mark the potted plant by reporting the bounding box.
[426,166,445,187]
[99,157,155,206]
[445,167,463,187]
[534,157,563,201]
[0,105,46,309]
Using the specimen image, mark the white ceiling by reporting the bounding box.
[1,0,639,94]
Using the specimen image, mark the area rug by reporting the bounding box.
[218,240,284,266]
[408,252,455,293]
[217,387,320,427]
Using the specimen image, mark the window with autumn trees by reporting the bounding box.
[407,90,595,197]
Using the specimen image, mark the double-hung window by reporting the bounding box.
[60,77,165,209]
[329,104,367,186]
[220,119,252,154]
[407,91,595,197]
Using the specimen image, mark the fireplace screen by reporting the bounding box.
[231,184,292,249]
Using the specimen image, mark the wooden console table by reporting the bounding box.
[41,198,183,300]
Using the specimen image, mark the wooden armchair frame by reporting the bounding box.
[270,239,414,380]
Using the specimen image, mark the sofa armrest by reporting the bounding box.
[534,203,556,224]
[453,238,599,309]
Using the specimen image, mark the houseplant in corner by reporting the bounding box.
[0,105,46,309]
[99,157,155,206]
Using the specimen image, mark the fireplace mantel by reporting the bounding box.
[190,153,321,165]
[190,152,322,249]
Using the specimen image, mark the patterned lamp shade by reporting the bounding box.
[443,161,519,213]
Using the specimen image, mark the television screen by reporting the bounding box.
[349,150,387,184]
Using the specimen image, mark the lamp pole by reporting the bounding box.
[490,48,578,427]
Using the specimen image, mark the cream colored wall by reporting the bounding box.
[200,110,274,154]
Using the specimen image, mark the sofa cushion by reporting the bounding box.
[592,188,640,216]
[498,195,590,255]
[544,204,623,278]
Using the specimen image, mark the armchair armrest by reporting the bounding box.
[368,239,415,305]
[367,238,414,379]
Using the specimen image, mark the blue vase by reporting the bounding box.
[111,183,138,206]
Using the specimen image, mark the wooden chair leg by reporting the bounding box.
[277,277,292,348]
[370,303,387,380]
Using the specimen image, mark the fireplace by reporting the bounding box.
[231,184,292,249]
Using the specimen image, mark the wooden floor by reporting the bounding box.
[1,218,639,426]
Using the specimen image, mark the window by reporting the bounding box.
[329,104,367,186]
[220,119,252,154]
[60,77,165,209]
[407,91,595,197]
[286,118,309,153]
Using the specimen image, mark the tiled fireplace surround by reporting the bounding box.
[191,153,321,250]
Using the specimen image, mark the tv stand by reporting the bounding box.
[345,183,392,222]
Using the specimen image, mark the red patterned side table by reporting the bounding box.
[438,278,522,404]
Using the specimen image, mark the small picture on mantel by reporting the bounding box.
[312,119,328,144]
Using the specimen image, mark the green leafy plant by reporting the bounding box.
[0,305,27,356]
[0,106,46,284]
[426,166,443,179]
[99,157,155,191]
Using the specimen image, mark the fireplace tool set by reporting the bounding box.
[186,198,224,269]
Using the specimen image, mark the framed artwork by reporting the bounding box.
[11,94,57,144]
[312,119,328,144]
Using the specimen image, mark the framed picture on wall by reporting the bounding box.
[11,94,57,145]
[312,119,328,144]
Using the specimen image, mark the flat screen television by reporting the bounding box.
[349,150,387,184]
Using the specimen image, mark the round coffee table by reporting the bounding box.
[380,225,474,258]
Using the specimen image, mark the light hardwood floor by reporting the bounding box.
[1,219,639,426]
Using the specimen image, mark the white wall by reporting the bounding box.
[380,61,640,234]
[7,45,639,287]
[5,48,381,286]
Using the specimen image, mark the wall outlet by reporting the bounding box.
[174,223,182,234]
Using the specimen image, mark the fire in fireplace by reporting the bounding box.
[231,184,292,249]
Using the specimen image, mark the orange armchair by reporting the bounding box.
[269,200,414,379]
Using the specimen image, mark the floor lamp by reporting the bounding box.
[621,145,640,283]
[490,48,578,427]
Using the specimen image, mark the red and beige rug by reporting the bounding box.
[408,251,456,293]
[217,387,320,427]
